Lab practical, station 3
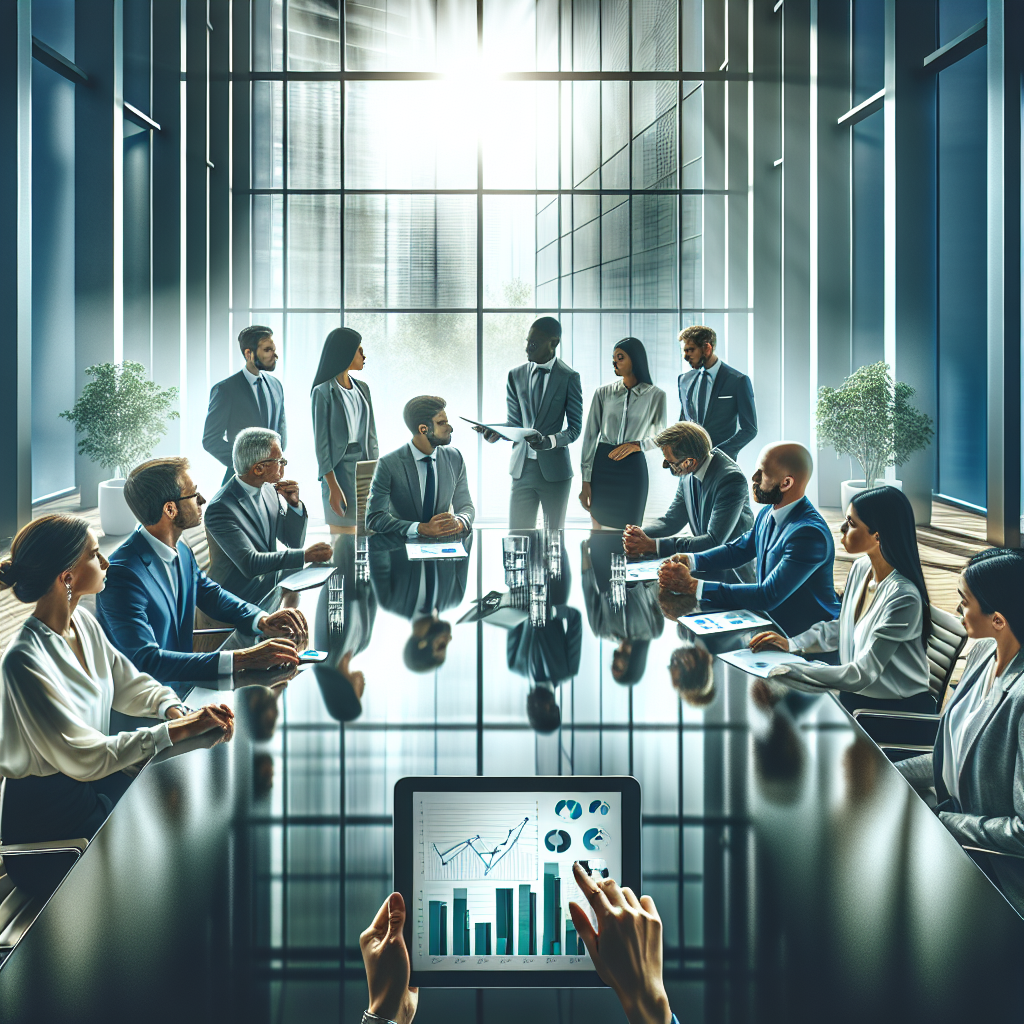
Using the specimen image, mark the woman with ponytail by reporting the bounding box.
[748,485,933,713]
[0,515,235,897]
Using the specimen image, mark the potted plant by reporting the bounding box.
[816,361,934,511]
[61,361,180,536]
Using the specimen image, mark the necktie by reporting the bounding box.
[531,366,550,424]
[759,514,777,581]
[421,456,435,523]
[256,376,270,428]
[696,369,709,423]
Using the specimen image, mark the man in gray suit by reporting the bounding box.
[365,395,475,537]
[623,421,755,582]
[480,317,583,529]
[204,427,333,605]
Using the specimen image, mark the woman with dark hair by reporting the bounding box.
[898,548,1024,912]
[579,337,667,529]
[749,485,932,713]
[311,326,379,534]
[0,515,234,897]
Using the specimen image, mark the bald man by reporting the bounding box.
[658,442,840,637]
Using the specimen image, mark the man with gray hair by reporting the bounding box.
[204,427,333,605]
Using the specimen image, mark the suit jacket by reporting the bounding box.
[506,359,583,481]
[203,476,309,606]
[690,495,841,637]
[507,606,583,684]
[899,639,1024,911]
[677,360,757,460]
[365,444,475,536]
[367,534,471,619]
[311,376,379,479]
[96,527,265,685]
[203,370,287,470]
[644,450,755,579]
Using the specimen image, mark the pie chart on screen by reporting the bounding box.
[544,829,571,853]
[589,800,611,815]
[583,828,610,851]
[555,799,583,820]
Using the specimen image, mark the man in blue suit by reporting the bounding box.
[203,325,288,485]
[96,456,305,692]
[659,442,840,637]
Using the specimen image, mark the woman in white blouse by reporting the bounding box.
[748,485,933,714]
[0,514,234,897]
[579,337,667,529]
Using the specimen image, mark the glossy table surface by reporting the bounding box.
[0,529,1021,1024]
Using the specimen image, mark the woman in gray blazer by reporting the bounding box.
[896,548,1024,913]
[311,327,379,534]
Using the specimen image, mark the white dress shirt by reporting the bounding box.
[0,610,180,781]
[525,356,558,461]
[137,528,263,675]
[333,377,368,448]
[942,656,1000,803]
[580,380,668,482]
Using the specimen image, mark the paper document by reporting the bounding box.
[624,558,665,581]
[717,648,819,679]
[458,416,539,444]
[679,609,774,635]
[406,542,468,560]
[278,565,338,591]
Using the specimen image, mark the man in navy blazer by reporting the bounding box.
[96,456,306,692]
[659,442,840,637]
[203,325,288,485]
[676,325,757,461]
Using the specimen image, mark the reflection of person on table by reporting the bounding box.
[311,327,380,535]
[477,316,583,529]
[657,442,841,637]
[204,427,333,606]
[579,338,667,529]
[748,486,933,714]
[366,395,475,538]
[0,515,234,898]
[623,422,754,582]
[669,643,716,707]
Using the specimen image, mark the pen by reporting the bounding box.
[441,547,457,553]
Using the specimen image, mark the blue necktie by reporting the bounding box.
[696,370,709,423]
[256,376,270,428]
[421,457,435,523]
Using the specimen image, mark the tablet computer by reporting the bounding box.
[394,776,641,988]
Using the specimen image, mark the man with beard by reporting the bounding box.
[658,442,840,637]
[203,325,288,485]
[365,395,475,536]
[96,457,306,691]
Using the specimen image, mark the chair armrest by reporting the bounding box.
[853,710,940,749]
[0,838,88,858]
[962,845,1024,860]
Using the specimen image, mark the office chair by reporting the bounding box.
[355,459,378,534]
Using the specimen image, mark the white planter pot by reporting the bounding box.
[98,478,137,536]
[840,478,903,512]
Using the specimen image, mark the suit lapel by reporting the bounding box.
[685,372,700,420]
[957,650,1024,789]
[133,532,181,643]
[262,485,280,545]
[533,360,563,427]
[435,449,452,512]
[233,482,270,546]
[237,370,261,421]
[401,448,424,517]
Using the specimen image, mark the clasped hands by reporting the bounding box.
[235,608,310,671]
[657,553,698,595]
[418,513,465,538]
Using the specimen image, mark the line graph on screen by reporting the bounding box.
[423,800,538,881]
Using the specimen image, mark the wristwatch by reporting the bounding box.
[361,1012,399,1024]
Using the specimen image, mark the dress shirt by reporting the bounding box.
[525,356,558,461]
[942,657,1000,803]
[333,377,368,450]
[138,528,263,674]
[692,452,713,484]
[242,365,273,427]
[580,380,668,482]
[236,476,271,540]
[0,610,179,780]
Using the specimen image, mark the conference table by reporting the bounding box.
[0,529,1021,1023]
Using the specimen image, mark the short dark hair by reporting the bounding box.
[530,316,562,342]
[963,548,1024,645]
[0,514,91,603]
[403,619,451,672]
[655,422,711,463]
[526,687,561,733]
[123,456,190,526]
[679,324,717,350]
[238,325,273,357]
[403,395,446,436]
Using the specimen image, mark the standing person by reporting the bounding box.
[479,317,583,529]
[677,325,757,462]
[204,325,288,486]
[311,327,379,535]
[579,338,667,529]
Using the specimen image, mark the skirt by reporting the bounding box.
[590,442,649,529]
[1,771,133,898]
[321,442,364,526]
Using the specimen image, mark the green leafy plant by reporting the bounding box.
[816,361,934,490]
[60,361,180,479]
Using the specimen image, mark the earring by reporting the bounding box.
[65,580,73,603]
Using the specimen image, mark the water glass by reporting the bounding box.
[610,552,626,584]
[503,535,530,586]
[355,534,369,581]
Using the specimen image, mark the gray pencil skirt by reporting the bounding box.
[321,442,364,526]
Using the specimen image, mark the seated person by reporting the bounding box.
[658,442,841,637]
[365,395,475,537]
[624,422,754,582]
[669,642,716,708]
[898,548,1024,914]
[0,515,234,898]
[359,863,681,1024]
[204,427,332,605]
[96,456,305,690]
[749,486,932,714]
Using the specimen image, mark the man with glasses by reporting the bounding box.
[96,456,307,691]
[623,422,756,583]
[204,427,333,605]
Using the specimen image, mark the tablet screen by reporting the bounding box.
[410,788,622,973]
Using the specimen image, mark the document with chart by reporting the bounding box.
[410,789,622,973]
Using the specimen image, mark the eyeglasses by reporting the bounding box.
[167,492,200,503]
[256,457,288,467]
